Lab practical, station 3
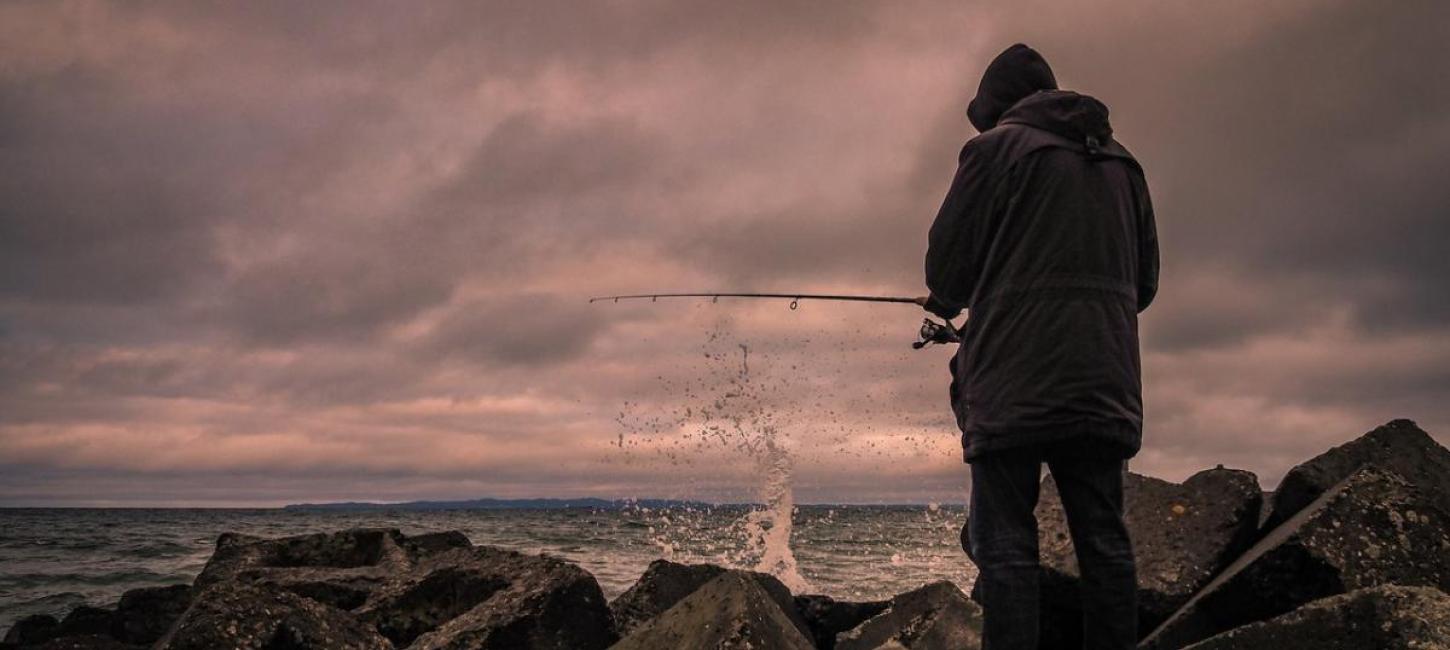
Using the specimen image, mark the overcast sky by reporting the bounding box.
[2,0,1447,506]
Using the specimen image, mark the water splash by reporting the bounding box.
[614,330,811,592]
[705,343,810,591]
[730,432,809,591]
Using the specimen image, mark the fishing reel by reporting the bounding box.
[913,317,962,349]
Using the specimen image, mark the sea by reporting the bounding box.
[0,504,977,631]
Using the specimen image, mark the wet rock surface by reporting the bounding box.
[1180,584,1450,649]
[155,582,391,650]
[1141,465,1450,649]
[1265,419,1450,531]
[836,581,983,650]
[1036,467,1261,645]
[613,572,815,650]
[359,545,616,650]
[794,594,890,650]
[607,559,811,641]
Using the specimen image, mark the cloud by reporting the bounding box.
[2,0,1448,505]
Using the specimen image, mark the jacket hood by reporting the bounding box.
[999,90,1116,154]
[967,43,1057,132]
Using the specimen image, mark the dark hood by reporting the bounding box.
[967,43,1057,132]
[999,90,1116,154]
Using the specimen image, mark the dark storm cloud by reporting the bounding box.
[0,66,225,305]
[1109,0,1450,338]
[2,0,1448,505]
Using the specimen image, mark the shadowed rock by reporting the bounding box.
[1181,584,1450,649]
[794,594,891,650]
[613,572,815,650]
[359,545,615,650]
[1035,467,1261,645]
[608,559,811,640]
[837,581,983,650]
[111,585,191,645]
[1265,419,1450,531]
[30,637,135,650]
[1141,466,1450,649]
[53,607,113,639]
[3,614,59,646]
[156,583,390,650]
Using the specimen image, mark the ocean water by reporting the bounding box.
[0,505,976,631]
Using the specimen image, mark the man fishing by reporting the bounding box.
[924,44,1159,649]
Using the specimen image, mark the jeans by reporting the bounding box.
[966,440,1137,650]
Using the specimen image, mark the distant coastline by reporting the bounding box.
[280,498,966,511]
[280,497,713,511]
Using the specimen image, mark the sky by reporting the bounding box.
[2,0,1448,506]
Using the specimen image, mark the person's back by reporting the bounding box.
[924,44,1158,649]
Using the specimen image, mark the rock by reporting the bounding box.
[1265,419,1450,531]
[3,614,59,646]
[613,572,815,650]
[1141,466,1450,649]
[50,607,115,640]
[609,560,727,636]
[1035,467,1261,644]
[794,594,891,650]
[32,637,135,650]
[194,528,411,589]
[111,584,192,645]
[1182,584,1450,649]
[155,582,391,650]
[193,528,470,611]
[358,545,615,649]
[837,581,983,650]
[607,559,813,640]
[400,530,474,561]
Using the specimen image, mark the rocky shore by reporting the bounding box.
[5,419,1449,649]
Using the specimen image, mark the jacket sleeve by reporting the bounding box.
[1135,173,1160,313]
[925,141,992,310]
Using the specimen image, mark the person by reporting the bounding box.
[923,43,1159,649]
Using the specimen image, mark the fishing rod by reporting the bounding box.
[588,292,962,349]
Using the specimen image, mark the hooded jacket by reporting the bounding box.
[926,44,1159,461]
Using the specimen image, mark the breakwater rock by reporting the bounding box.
[4,418,1449,649]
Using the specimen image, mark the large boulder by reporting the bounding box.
[837,581,983,650]
[607,559,811,640]
[1035,467,1261,645]
[794,594,890,650]
[1141,466,1450,649]
[608,560,727,636]
[1182,584,1450,649]
[357,545,615,650]
[1265,419,1450,531]
[193,528,470,611]
[111,584,191,645]
[612,572,815,650]
[156,582,391,650]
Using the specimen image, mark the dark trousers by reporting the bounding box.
[966,441,1137,650]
